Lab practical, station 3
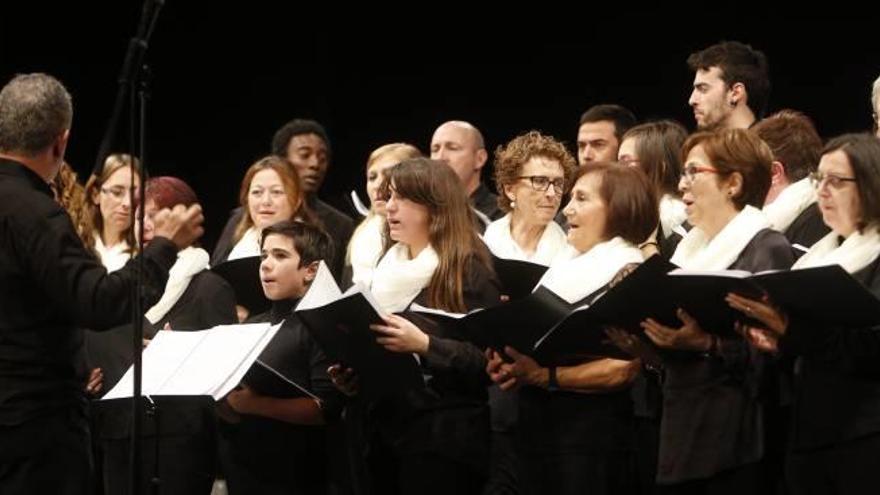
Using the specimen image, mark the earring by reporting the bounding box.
[510,200,516,209]
[729,99,737,107]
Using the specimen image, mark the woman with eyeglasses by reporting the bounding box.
[484,131,574,265]
[81,154,140,272]
[617,120,689,258]
[95,177,236,495]
[488,164,658,495]
[480,131,575,494]
[618,129,795,493]
[725,134,880,495]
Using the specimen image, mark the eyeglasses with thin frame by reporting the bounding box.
[100,186,138,201]
[681,163,720,182]
[517,175,565,195]
[809,171,857,190]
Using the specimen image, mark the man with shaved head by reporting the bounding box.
[430,120,502,230]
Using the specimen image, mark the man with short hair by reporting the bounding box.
[754,109,830,253]
[271,119,354,277]
[0,73,203,494]
[575,103,637,165]
[687,41,770,131]
[219,220,343,494]
[430,120,502,229]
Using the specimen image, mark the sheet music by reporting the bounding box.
[213,323,282,399]
[297,261,342,311]
[161,323,275,397]
[101,322,280,401]
[102,330,207,400]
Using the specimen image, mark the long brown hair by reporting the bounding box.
[379,158,492,312]
[81,153,140,255]
[233,155,316,244]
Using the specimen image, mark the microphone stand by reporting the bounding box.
[94,2,165,494]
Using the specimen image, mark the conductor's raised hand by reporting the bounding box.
[152,203,204,250]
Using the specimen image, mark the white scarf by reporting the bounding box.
[659,194,688,240]
[227,227,261,261]
[671,205,771,270]
[482,214,568,266]
[94,232,131,273]
[793,225,880,274]
[536,237,644,304]
[370,243,439,313]
[763,177,818,233]
[145,247,211,324]
[349,214,386,287]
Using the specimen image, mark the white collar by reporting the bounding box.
[482,213,567,266]
[94,232,131,273]
[370,243,439,313]
[145,247,211,324]
[537,237,644,304]
[349,214,386,287]
[659,195,688,239]
[793,225,880,274]
[671,205,771,270]
[763,177,817,234]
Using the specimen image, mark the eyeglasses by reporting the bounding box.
[100,186,138,201]
[809,171,857,190]
[681,164,720,182]
[518,176,565,195]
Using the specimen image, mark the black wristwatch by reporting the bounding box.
[547,366,559,392]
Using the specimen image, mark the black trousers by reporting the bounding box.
[656,462,761,495]
[398,452,486,495]
[786,432,880,495]
[483,430,520,495]
[0,411,92,495]
[519,449,637,495]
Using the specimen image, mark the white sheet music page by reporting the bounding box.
[101,323,277,400]
[101,330,207,400]
[297,261,342,311]
[213,322,282,399]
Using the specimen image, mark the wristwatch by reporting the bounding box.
[547,366,559,392]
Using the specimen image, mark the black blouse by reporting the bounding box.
[658,228,794,483]
[782,254,880,450]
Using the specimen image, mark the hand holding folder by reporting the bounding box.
[407,284,572,359]
[294,262,423,399]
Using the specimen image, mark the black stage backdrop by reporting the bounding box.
[3,5,878,250]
